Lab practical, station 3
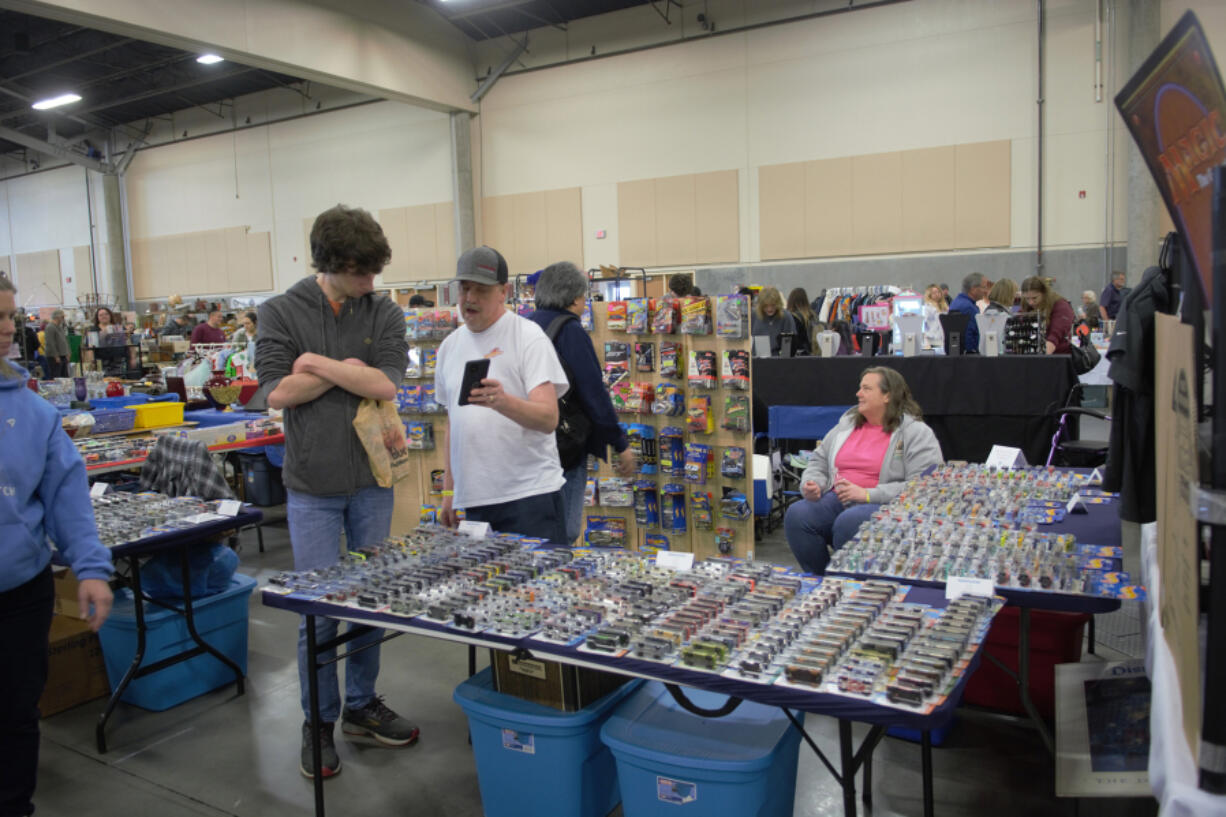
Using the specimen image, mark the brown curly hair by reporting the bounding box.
[309,204,392,275]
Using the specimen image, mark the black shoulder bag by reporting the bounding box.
[545,313,593,470]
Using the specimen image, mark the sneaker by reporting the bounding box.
[299,720,341,779]
[341,697,420,746]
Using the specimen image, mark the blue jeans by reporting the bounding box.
[465,489,567,544]
[783,491,880,575]
[288,485,393,722]
[560,463,588,544]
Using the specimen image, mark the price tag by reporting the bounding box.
[946,575,995,600]
[1066,493,1088,514]
[89,482,108,498]
[984,445,1027,469]
[1088,467,1103,483]
[458,520,490,539]
[183,512,226,525]
[656,551,694,571]
[217,499,242,517]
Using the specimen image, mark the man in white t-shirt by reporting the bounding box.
[436,246,570,542]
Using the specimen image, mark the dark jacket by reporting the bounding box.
[256,276,408,495]
[1045,298,1075,354]
[752,310,798,356]
[529,308,628,461]
[1102,266,1175,523]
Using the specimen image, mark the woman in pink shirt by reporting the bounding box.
[784,367,943,574]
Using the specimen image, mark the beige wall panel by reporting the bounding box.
[16,250,61,304]
[404,204,439,281]
[758,162,806,260]
[851,152,904,254]
[157,237,190,298]
[654,175,697,267]
[204,234,229,296]
[955,140,1011,249]
[544,188,583,267]
[481,195,515,263]
[184,232,210,295]
[693,170,739,264]
[511,192,548,275]
[72,245,96,298]
[617,178,658,267]
[246,233,274,292]
[130,240,152,299]
[901,147,957,252]
[804,158,853,258]
[434,202,455,276]
[224,227,250,295]
[378,206,412,283]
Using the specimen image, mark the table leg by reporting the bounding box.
[307,614,326,817]
[96,557,147,754]
[921,730,934,817]
[839,719,857,817]
[177,544,244,693]
[1017,608,1054,753]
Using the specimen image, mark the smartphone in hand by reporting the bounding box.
[457,358,491,406]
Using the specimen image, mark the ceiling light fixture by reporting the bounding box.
[31,92,82,110]
[196,54,224,64]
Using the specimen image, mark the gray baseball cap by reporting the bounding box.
[454,246,508,286]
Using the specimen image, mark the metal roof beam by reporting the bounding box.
[444,0,538,22]
[471,35,527,102]
[0,124,113,172]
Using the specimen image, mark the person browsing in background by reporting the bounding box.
[530,261,635,543]
[983,278,1018,314]
[948,272,988,353]
[751,286,797,357]
[665,273,694,300]
[42,309,70,378]
[436,246,570,544]
[786,287,815,356]
[190,309,227,349]
[784,366,943,575]
[256,204,417,780]
[939,283,952,307]
[0,275,114,817]
[975,277,993,313]
[1099,270,1127,322]
[921,283,947,349]
[1020,276,1076,355]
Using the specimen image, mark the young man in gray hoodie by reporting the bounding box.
[257,204,415,779]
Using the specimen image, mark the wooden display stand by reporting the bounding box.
[584,299,754,560]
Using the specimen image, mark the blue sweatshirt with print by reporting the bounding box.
[1,365,112,593]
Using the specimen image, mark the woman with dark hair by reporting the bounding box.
[83,305,133,375]
[784,366,944,574]
[1020,276,1076,354]
[0,275,113,817]
[786,287,815,356]
[530,261,634,543]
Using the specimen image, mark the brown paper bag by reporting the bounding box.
[352,399,413,487]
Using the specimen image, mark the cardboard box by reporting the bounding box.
[51,568,81,618]
[40,614,110,717]
[159,340,189,354]
[490,650,630,712]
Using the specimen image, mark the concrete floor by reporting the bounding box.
[36,515,1159,817]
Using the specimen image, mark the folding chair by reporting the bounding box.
[757,404,851,533]
[1045,383,1110,468]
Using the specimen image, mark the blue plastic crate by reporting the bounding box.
[601,682,801,817]
[89,408,135,434]
[453,666,640,817]
[90,393,152,410]
[97,573,255,711]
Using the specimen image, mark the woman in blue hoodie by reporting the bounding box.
[0,275,114,817]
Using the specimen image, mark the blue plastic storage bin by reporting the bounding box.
[600,682,802,817]
[97,573,256,711]
[453,666,641,817]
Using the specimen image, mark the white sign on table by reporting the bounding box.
[457,520,490,539]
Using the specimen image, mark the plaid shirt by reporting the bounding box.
[139,436,234,500]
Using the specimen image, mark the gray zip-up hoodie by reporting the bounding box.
[256,276,407,495]
[799,409,944,505]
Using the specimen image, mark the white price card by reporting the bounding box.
[946,575,995,600]
[217,499,242,517]
[656,551,694,571]
[89,482,108,498]
[457,520,490,539]
[984,445,1027,469]
[1066,493,1088,514]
